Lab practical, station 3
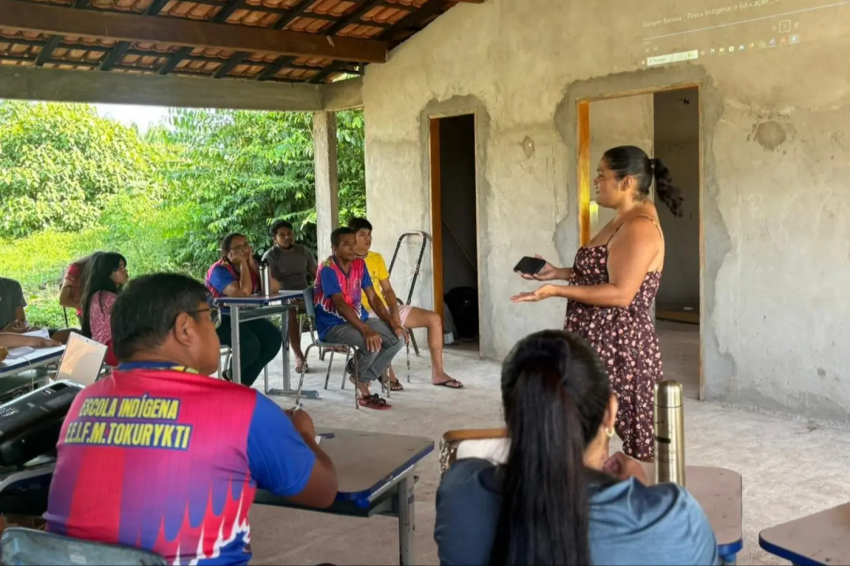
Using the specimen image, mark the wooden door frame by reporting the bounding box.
[577,82,706,400]
[429,118,444,322]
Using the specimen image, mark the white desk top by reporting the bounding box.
[0,346,65,376]
[760,502,850,565]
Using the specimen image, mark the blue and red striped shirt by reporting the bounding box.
[313,256,372,340]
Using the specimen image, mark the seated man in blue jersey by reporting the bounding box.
[45,273,338,566]
[314,227,406,410]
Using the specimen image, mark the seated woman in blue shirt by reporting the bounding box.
[206,232,282,387]
[435,329,719,566]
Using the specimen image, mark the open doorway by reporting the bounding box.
[429,114,480,355]
[579,85,702,399]
[652,87,701,399]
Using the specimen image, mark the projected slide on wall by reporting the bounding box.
[638,0,850,67]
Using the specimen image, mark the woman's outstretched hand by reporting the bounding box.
[510,285,555,303]
[519,255,560,281]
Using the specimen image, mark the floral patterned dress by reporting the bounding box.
[564,240,663,460]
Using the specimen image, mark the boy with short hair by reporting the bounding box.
[262,220,318,373]
[314,227,406,409]
[348,218,463,390]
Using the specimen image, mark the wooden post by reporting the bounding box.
[313,112,339,260]
[577,100,591,246]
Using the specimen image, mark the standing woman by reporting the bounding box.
[81,252,129,367]
[512,146,683,461]
[206,232,281,387]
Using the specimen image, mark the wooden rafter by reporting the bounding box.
[0,0,387,63]
[34,36,61,67]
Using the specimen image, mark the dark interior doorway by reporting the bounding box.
[430,114,479,353]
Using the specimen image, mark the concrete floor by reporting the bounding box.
[248,323,850,565]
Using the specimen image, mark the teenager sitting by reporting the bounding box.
[206,233,281,387]
[59,253,101,321]
[80,253,129,366]
[1,276,75,344]
[262,219,318,374]
[348,218,463,391]
[45,273,338,565]
[314,227,405,409]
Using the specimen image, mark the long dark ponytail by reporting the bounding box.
[491,330,611,566]
[81,252,126,338]
[603,145,684,217]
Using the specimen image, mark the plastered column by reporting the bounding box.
[313,111,339,258]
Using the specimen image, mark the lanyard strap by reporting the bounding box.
[117,361,200,375]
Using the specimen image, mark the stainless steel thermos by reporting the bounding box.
[654,380,686,486]
[258,261,272,297]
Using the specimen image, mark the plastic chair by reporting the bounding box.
[0,527,167,565]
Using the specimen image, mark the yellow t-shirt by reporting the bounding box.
[361,251,389,312]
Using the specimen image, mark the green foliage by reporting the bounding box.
[0,102,367,328]
[0,102,156,238]
[151,109,366,271]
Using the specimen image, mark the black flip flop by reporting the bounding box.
[433,379,464,389]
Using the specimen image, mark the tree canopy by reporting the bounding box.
[0,101,156,238]
[0,101,366,327]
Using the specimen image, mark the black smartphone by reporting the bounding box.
[513,256,546,275]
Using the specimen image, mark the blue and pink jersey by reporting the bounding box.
[45,365,316,566]
[313,256,372,340]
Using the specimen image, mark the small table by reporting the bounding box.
[641,463,743,564]
[254,428,434,565]
[759,503,850,565]
[215,291,317,399]
[0,346,65,378]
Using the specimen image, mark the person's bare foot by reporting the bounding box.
[432,371,463,389]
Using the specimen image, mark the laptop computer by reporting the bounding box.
[55,333,108,387]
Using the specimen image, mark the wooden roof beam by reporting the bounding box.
[0,64,324,111]
[0,0,387,63]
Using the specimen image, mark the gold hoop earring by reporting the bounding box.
[605,427,615,439]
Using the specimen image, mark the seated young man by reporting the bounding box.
[314,227,406,410]
[262,220,318,374]
[348,218,463,390]
[0,276,73,343]
[45,273,338,565]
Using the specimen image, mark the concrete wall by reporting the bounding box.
[439,115,479,294]
[589,95,654,236]
[362,0,850,421]
[654,88,701,308]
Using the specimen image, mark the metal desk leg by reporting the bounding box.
[266,307,319,399]
[230,306,242,385]
[397,471,415,566]
[282,309,291,391]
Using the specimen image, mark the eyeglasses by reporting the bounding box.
[230,243,251,253]
[184,307,221,328]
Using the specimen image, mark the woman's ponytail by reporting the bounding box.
[651,158,684,217]
[492,347,591,565]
